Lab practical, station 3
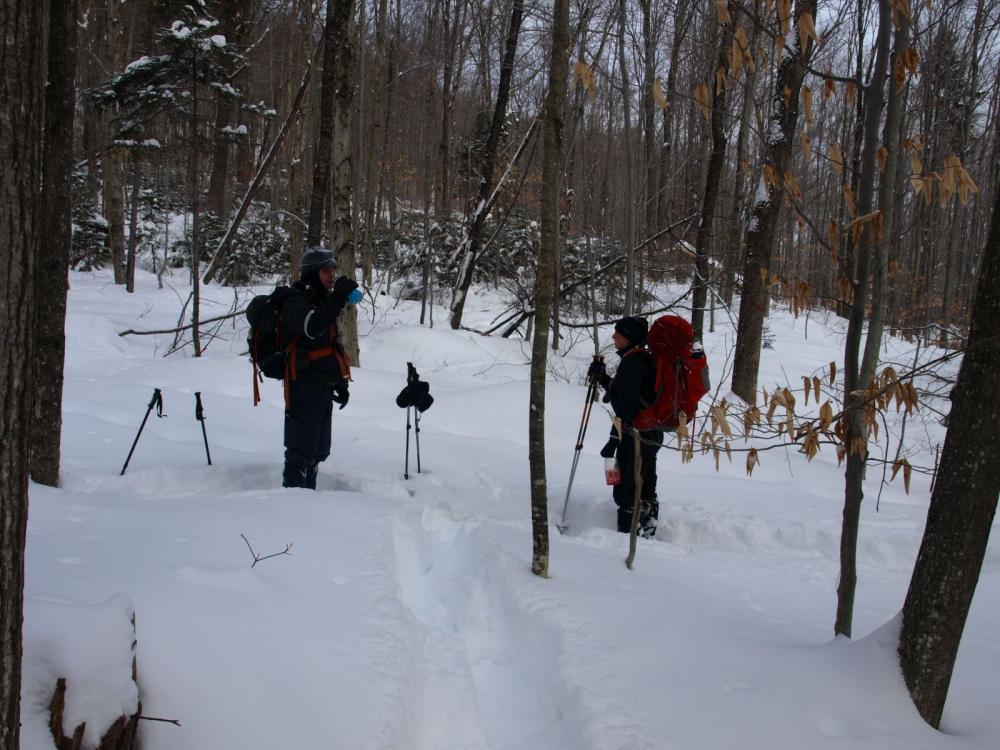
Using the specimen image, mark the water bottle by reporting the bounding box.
[604,457,621,485]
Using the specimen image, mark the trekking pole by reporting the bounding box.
[414,408,422,474]
[121,388,165,476]
[557,362,602,533]
[625,425,644,570]
[194,392,212,466]
[404,406,412,479]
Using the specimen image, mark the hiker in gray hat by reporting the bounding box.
[279,245,362,489]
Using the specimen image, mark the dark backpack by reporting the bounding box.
[633,315,710,430]
[246,286,299,403]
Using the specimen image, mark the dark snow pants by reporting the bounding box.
[613,428,663,533]
[283,374,334,489]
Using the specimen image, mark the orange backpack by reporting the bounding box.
[633,315,710,430]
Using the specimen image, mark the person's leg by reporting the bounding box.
[638,430,663,536]
[613,430,639,532]
[283,378,326,488]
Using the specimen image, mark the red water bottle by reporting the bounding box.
[604,457,621,485]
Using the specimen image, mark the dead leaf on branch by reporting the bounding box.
[891,458,913,494]
[653,78,668,111]
[573,60,596,98]
[746,448,760,477]
[798,12,820,51]
[694,83,712,123]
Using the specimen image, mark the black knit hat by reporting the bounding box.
[300,246,337,278]
[614,316,648,343]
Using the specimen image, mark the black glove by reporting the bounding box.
[332,382,350,409]
[600,437,619,458]
[587,359,607,384]
[332,275,359,298]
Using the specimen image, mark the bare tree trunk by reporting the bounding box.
[307,0,341,246]
[32,0,78,488]
[730,0,817,403]
[529,0,569,578]
[329,0,360,364]
[690,1,736,341]
[616,0,636,314]
[125,152,140,293]
[1,2,44,745]
[104,148,127,284]
[361,0,389,288]
[724,0,759,305]
[206,0,251,222]
[190,45,203,357]
[899,126,1000,728]
[835,0,892,639]
[657,0,689,275]
[449,0,524,329]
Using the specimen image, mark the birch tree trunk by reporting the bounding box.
[529,0,569,578]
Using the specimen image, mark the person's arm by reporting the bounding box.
[605,357,646,424]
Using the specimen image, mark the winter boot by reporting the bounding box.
[282,462,309,488]
[639,498,659,539]
[616,506,634,533]
[304,464,319,490]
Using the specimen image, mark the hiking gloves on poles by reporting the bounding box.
[587,359,608,384]
[332,382,350,409]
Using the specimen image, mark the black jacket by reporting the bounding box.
[280,280,350,384]
[602,343,656,425]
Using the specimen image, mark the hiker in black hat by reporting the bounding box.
[279,245,362,489]
[587,315,664,536]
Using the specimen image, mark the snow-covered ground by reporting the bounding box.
[21,268,999,749]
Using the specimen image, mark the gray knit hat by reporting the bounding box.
[300,245,337,278]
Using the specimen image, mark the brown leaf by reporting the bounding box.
[893,57,906,95]
[746,448,760,477]
[784,171,803,202]
[829,361,837,385]
[803,376,812,405]
[653,78,668,111]
[716,0,731,25]
[694,83,712,123]
[826,220,839,250]
[813,376,821,402]
[819,401,834,432]
[823,76,836,101]
[573,60,596,98]
[877,146,888,173]
[798,11,820,51]
[828,143,844,174]
[801,131,812,161]
[802,86,813,125]
[842,183,856,218]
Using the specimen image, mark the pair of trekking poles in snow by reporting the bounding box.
[120,388,213,475]
[396,362,434,479]
[557,356,604,533]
